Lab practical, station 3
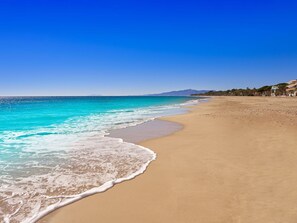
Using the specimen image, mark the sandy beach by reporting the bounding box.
[40,96,297,223]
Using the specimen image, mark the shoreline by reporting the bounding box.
[30,98,198,223]
[37,101,196,223]
[30,119,184,223]
[41,96,297,223]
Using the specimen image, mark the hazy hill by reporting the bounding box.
[146,89,210,96]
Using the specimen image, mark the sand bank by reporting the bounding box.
[40,96,297,223]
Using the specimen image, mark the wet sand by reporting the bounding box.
[40,96,297,223]
[108,119,183,143]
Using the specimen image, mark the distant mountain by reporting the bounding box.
[146,89,211,96]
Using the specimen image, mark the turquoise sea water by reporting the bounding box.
[0,96,197,223]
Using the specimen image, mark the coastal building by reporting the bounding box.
[286,80,297,96]
[271,86,279,96]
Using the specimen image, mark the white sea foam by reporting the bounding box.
[0,98,201,223]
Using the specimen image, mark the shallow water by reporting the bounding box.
[0,96,199,222]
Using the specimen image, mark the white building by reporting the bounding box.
[286,80,297,97]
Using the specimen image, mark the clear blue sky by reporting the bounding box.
[0,0,296,96]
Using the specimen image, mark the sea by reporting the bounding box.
[0,96,200,223]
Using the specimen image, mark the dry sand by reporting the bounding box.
[40,96,297,223]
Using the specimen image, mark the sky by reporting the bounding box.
[0,0,297,96]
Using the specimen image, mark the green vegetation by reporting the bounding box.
[194,83,288,96]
